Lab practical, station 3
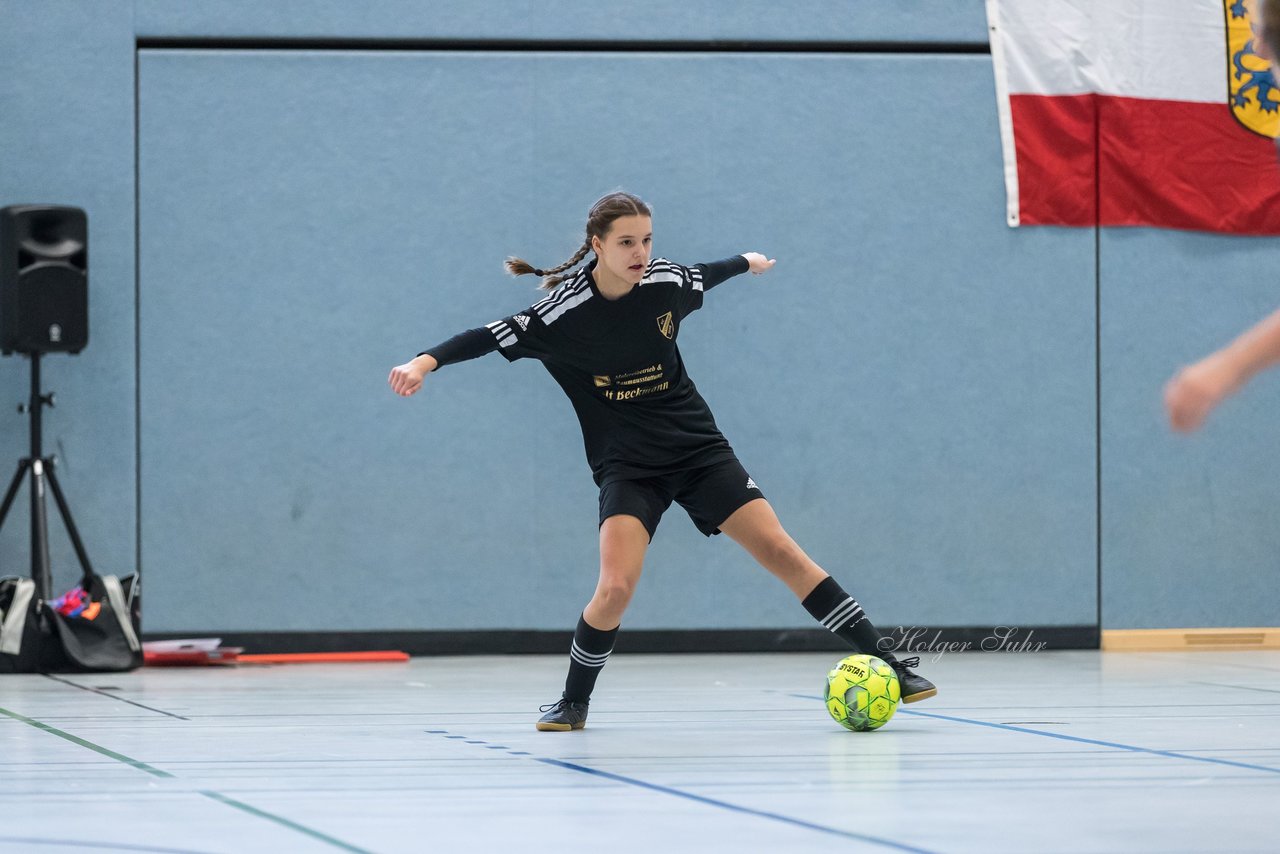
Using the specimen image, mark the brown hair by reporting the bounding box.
[505,191,652,290]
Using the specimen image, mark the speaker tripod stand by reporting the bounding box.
[0,352,96,600]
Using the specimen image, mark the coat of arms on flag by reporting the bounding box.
[1226,0,1280,137]
[988,0,1280,234]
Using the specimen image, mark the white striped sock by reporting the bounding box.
[821,600,865,632]
[569,640,612,668]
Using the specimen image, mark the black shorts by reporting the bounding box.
[598,457,765,539]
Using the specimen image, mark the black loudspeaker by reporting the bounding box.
[0,205,89,355]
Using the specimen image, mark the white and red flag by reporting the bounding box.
[988,0,1280,234]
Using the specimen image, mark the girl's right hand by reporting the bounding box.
[388,354,437,397]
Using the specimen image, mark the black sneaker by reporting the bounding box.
[891,656,937,703]
[536,697,589,731]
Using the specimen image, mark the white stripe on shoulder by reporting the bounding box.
[646,258,682,274]
[643,258,690,288]
[644,270,684,287]
[485,319,516,348]
[533,273,590,317]
[542,286,593,325]
[532,286,566,314]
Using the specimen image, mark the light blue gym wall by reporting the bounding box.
[130,1,988,43]
[135,49,1095,634]
[2,1,1275,636]
[0,1,137,591]
[1101,229,1280,628]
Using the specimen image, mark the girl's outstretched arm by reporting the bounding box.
[696,254,776,294]
[389,326,499,397]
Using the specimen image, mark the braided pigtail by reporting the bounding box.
[505,240,591,291]
[505,191,652,291]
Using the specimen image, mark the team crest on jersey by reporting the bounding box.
[513,314,530,331]
[1226,0,1280,138]
[656,311,674,339]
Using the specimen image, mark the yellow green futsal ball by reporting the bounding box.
[824,654,900,731]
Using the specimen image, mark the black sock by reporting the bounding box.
[801,576,900,667]
[562,613,619,703]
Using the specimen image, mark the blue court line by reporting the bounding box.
[899,707,1280,776]
[426,731,935,853]
[789,693,1280,775]
[535,757,936,852]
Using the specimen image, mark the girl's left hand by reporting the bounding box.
[742,252,776,274]
[1164,353,1240,433]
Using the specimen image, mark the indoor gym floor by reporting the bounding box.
[1,649,1278,853]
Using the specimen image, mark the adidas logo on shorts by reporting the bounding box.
[746,477,758,491]
[513,314,530,331]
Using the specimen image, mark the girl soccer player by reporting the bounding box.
[389,192,936,731]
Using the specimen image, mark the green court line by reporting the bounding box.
[0,705,373,854]
[0,705,173,778]
[199,791,375,854]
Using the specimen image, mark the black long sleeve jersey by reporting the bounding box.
[423,255,751,486]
